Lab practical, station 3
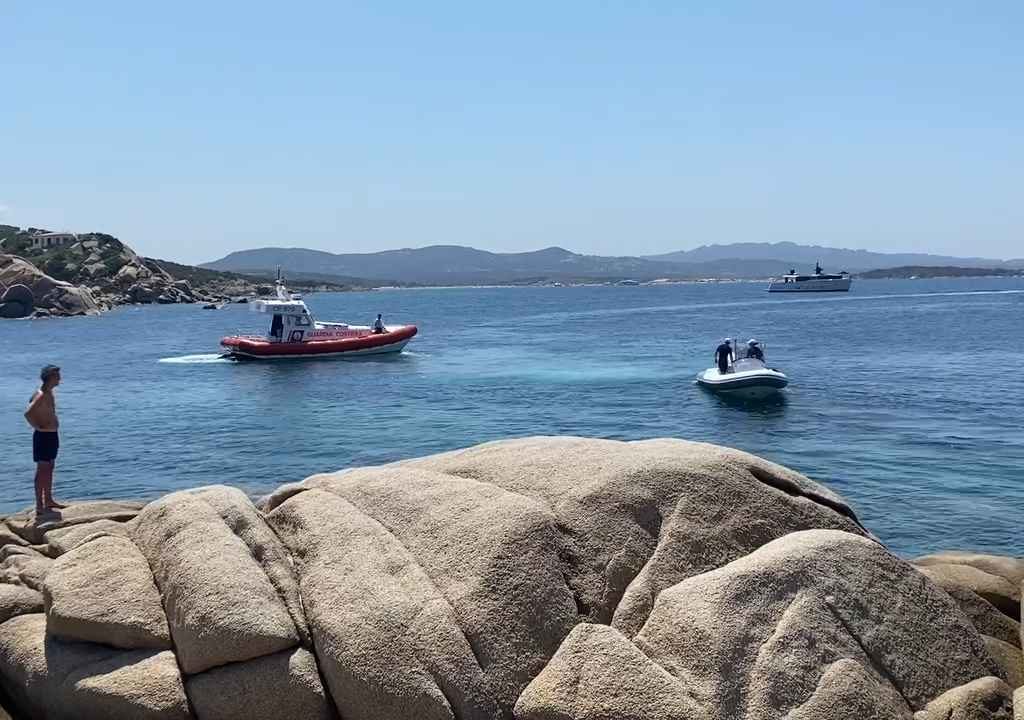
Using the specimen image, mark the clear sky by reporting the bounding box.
[2,2,1021,264]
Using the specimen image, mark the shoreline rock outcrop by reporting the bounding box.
[0,436,1020,719]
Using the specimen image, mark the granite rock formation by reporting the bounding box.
[0,437,1019,719]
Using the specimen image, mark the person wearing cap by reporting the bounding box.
[24,365,66,515]
[372,314,385,334]
[715,338,734,374]
[747,338,765,362]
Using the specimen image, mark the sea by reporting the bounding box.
[2,278,1023,558]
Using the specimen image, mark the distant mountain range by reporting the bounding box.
[202,242,1021,286]
[646,242,1019,271]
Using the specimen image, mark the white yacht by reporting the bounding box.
[768,262,851,292]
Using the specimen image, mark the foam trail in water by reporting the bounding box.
[158,353,231,364]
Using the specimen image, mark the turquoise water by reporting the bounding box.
[2,278,1023,557]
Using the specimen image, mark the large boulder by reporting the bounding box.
[185,647,335,720]
[0,438,1014,719]
[514,623,705,720]
[0,585,43,624]
[0,255,56,298]
[913,677,1014,719]
[264,436,872,719]
[0,614,191,720]
[0,525,28,549]
[628,530,1000,717]
[914,552,1024,587]
[982,636,1024,690]
[0,283,32,318]
[0,255,99,316]
[0,550,52,591]
[388,436,870,635]
[928,582,1021,649]
[4,500,143,545]
[44,518,132,556]
[43,534,171,650]
[267,468,568,720]
[915,563,1020,621]
[0,301,29,319]
[131,488,302,674]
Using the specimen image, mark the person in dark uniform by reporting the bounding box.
[746,339,765,362]
[715,338,734,374]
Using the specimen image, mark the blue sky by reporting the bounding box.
[2,1,1021,264]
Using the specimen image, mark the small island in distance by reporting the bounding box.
[857,265,1024,280]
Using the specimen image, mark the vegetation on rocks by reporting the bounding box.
[0,225,363,319]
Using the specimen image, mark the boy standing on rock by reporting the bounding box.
[24,365,67,515]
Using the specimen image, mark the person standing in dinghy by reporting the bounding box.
[715,339,734,374]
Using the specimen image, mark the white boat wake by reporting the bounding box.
[158,353,231,364]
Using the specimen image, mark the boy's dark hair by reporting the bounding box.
[40,365,60,382]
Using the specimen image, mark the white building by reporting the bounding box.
[31,232,77,250]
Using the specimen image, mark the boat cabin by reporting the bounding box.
[252,297,315,343]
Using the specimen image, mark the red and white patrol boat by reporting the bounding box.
[220,277,417,360]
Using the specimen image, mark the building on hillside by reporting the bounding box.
[31,232,77,250]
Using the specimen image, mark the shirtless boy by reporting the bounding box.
[24,365,67,514]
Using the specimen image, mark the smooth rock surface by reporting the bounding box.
[186,647,335,720]
[390,436,870,636]
[786,658,913,720]
[44,534,171,649]
[44,519,131,556]
[0,614,191,720]
[0,438,1016,720]
[933,583,1022,648]
[5,501,143,545]
[514,623,706,720]
[983,636,1024,691]
[913,677,1014,719]
[190,486,309,647]
[0,585,43,625]
[633,530,1000,717]
[916,563,1021,620]
[132,488,300,674]
[269,483,510,720]
[914,552,1024,588]
[0,552,51,591]
[0,526,29,549]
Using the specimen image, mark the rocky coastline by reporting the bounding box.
[0,436,1020,719]
[0,227,352,319]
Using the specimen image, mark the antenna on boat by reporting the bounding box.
[275,265,289,300]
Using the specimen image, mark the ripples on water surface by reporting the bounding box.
[2,278,1023,557]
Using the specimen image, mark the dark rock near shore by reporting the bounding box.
[0,284,33,319]
[0,255,100,317]
[0,437,1019,719]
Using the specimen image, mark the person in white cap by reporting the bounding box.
[747,338,765,362]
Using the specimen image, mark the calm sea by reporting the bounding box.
[2,278,1022,557]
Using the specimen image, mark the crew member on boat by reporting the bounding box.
[715,338,734,374]
[747,339,764,362]
[373,314,385,334]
